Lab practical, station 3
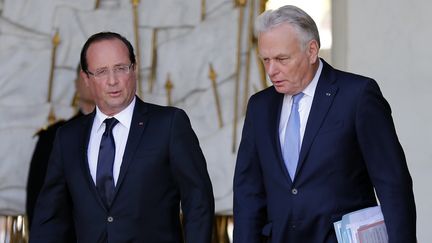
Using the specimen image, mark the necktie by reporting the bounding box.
[96,117,119,207]
[283,92,304,180]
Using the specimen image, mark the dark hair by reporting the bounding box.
[80,32,136,74]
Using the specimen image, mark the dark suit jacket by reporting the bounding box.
[233,60,416,243]
[27,111,84,229]
[30,98,214,243]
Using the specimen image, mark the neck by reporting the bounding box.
[79,101,95,115]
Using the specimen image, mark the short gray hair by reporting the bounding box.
[255,5,321,48]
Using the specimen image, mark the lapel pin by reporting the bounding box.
[138,122,144,126]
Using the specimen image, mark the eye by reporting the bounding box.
[277,57,289,64]
[114,65,130,73]
[262,58,270,63]
[117,66,127,72]
[95,69,108,77]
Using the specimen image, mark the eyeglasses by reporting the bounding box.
[87,63,133,80]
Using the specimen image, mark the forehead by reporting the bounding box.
[258,23,301,56]
[86,39,130,68]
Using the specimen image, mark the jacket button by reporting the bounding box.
[291,188,298,195]
[107,216,114,222]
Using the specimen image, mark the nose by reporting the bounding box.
[267,60,279,77]
[106,70,118,85]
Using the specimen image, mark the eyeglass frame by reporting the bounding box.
[86,63,134,80]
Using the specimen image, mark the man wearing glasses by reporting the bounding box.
[30,32,214,243]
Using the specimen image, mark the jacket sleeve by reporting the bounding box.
[356,79,416,243]
[169,109,215,243]
[233,97,267,243]
[29,130,75,243]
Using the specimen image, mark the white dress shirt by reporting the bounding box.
[87,97,136,186]
[279,60,323,148]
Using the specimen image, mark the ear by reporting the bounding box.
[307,39,319,63]
[80,70,90,87]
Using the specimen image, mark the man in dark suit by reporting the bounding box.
[30,32,214,243]
[233,5,416,243]
[26,65,95,229]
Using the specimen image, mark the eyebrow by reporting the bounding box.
[259,53,289,59]
[94,63,129,70]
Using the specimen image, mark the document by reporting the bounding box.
[334,206,388,243]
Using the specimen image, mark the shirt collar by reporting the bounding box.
[302,59,323,98]
[94,97,136,132]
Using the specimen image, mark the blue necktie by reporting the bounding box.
[96,117,119,207]
[283,92,304,180]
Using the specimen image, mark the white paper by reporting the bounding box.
[334,206,388,243]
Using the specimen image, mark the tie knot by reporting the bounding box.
[104,118,119,133]
[292,92,304,105]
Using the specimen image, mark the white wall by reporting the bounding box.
[333,0,432,241]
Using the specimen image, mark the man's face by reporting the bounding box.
[258,23,318,95]
[81,38,136,116]
[76,69,93,101]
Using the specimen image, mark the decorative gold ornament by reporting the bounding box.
[209,63,224,128]
[164,74,174,106]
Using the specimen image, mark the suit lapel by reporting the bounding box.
[296,60,338,177]
[267,89,292,182]
[112,98,149,200]
[78,111,108,210]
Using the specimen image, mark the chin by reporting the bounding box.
[274,86,289,94]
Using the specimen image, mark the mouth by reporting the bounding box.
[272,80,285,86]
[107,90,121,97]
